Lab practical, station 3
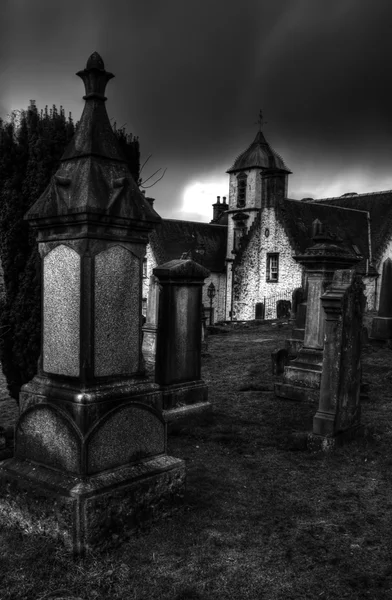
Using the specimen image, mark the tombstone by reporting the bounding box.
[275,222,360,402]
[255,302,265,320]
[370,258,392,340]
[0,53,185,556]
[276,299,291,319]
[271,348,289,375]
[154,259,211,423]
[312,269,365,444]
[142,274,160,369]
[285,287,306,357]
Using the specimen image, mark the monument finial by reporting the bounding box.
[76,52,114,101]
[86,51,105,70]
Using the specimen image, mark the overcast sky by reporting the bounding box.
[1,0,392,222]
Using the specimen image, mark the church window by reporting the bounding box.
[266,253,279,282]
[237,173,247,207]
[143,257,147,278]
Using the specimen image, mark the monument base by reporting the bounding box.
[0,454,185,556]
[285,338,304,358]
[370,316,392,340]
[275,347,322,402]
[307,425,365,453]
[274,382,320,403]
[161,381,211,430]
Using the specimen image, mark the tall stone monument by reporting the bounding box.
[312,269,365,444]
[275,221,359,402]
[0,53,185,555]
[154,259,211,424]
[371,258,392,341]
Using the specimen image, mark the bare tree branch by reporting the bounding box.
[141,168,167,189]
[139,154,152,176]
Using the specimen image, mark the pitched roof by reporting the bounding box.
[310,190,392,263]
[149,219,227,272]
[278,199,372,275]
[227,130,291,174]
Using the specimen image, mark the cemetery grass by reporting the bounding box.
[1,322,392,599]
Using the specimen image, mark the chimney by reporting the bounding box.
[212,195,228,222]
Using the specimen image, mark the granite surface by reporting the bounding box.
[43,245,81,376]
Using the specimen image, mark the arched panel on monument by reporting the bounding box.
[94,244,140,377]
[43,244,81,377]
[16,404,82,474]
[85,402,165,475]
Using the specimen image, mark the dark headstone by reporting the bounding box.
[255,302,265,320]
[154,259,211,420]
[276,299,291,319]
[271,348,289,375]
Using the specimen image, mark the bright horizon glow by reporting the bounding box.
[180,179,229,221]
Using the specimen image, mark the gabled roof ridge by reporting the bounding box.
[314,189,392,202]
[162,218,227,227]
[286,198,369,215]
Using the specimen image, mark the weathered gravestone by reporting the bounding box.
[0,53,185,556]
[154,259,211,424]
[370,258,392,341]
[310,269,366,448]
[142,274,160,369]
[276,299,291,319]
[271,348,289,375]
[275,221,359,402]
[255,302,265,320]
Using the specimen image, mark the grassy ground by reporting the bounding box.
[1,321,392,599]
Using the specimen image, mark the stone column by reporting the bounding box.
[312,269,365,442]
[0,53,185,556]
[371,258,392,340]
[275,222,359,402]
[142,274,160,368]
[154,259,211,423]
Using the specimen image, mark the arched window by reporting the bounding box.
[237,173,247,207]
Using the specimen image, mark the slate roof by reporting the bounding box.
[149,219,227,273]
[227,130,291,174]
[279,199,372,275]
[310,190,392,263]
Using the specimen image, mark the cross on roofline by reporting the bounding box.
[255,109,267,130]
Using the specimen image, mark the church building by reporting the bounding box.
[144,127,392,323]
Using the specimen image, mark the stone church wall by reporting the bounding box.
[232,206,302,320]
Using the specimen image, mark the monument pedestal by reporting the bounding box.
[0,455,185,556]
[285,327,305,357]
[275,347,323,403]
[161,380,211,427]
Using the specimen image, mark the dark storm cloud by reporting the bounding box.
[2,0,392,217]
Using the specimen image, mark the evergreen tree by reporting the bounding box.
[0,102,140,401]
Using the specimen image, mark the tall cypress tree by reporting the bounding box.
[0,102,140,401]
